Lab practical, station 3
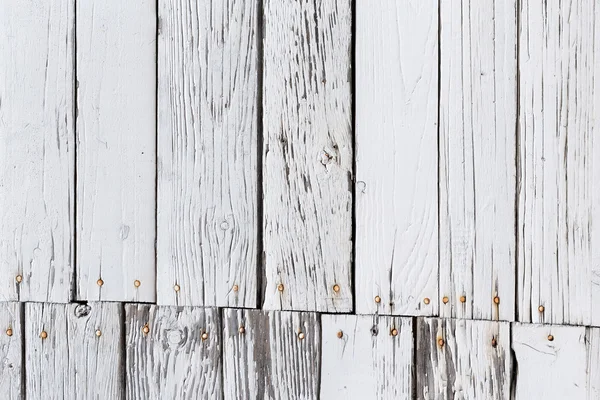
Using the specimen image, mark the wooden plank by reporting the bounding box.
[518,0,600,325]
[0,0,74,302]
[416,318,511,399]
[438,0,517,321]
[25,302,124,400]
[0,303,23,400]
[76,0,156,302]
[262,0,353,312]
[222,309,320,400]
[320,314,412,399]
[355,0,439,316]
[157,0,258,308]
[125,305,222,399]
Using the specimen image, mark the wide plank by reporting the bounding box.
[0,303,23,400]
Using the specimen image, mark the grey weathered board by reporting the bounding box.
[0,303,22,400]
[262,0,353,312]
[157,0,258,308]
[222,309,320,400]
[439,0,517,321]
[0,0,74,303]
[320,314,413,399]
[76,0,157,303]
[25,302,124,400]
[416,318,511,399]
[125,304,222,399]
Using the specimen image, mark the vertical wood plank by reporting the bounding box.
[125,305,222,399]
[0,0,74,302]
[76,0,156,302]
[416,318,511,399]
[355,0,439,316]
[25,302,124,400]
[262,0,353,312]
[320,314,412,399]
[157,0,258,308]
[0,303,23,400]
[518,0,600,325]
[222,309,320,400]
[439,0,517,321]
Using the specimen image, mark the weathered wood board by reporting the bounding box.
[320,314,413,399]
[416,318,511,399]
[439,0,517,321]
[0,0,74,302]
[25,302,124,400]
[157,0,258,308]
[355,0,439,316]
[518,0,600,325]
[222,309,320,400]
[76,0,156,302]
[0,303,23,400]
[125,305,222,399]
[262,0,353,312]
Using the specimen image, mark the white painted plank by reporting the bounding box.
[0,303,22,400]
[76,0,156,302]
[157,0,258,308]
[125,305,222,399]
[25,302,124,400]
[439,0,517,321]
[0,0,74,302]
[416,318,511,399]
[262,0,353,312]
[320,314,412,399]
[518,0,600,325]
[355,0,439,316]
[223,309,320,400]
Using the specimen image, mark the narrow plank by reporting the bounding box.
[439,0,517,321]
[416,318,511,399]
[0,0,74,302]
[355,0,439,316]
[518,0,600,325]
[320,314,412,399]
[262,0,353,312]
[25,302,124,400]
[222,309,320,400]
[157,0,258,307]
[0,303,23,400]
[76,0,156,302]
[125,305,222,399]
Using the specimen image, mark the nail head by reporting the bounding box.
[277,283,284,292]
[298,332,305,340]
[174,284,180,292]
[15,275,22,283]
[239,326,245,334]
[202,332,209,341]
[442,296,449,304]
[134,280,141,288]
[491,337,497,347]
[459,295,466,303]
[391,328,398,337]
[423,297,430,305]
[374,296,381,304]
[142,324,149,334]
[337,330,343,339]
[538,305,545,313]
[494,296,500,304]
[97,279,104,287]
[40,331,48,339]
[438,338,445,347]
[548,334,554,341]
[333,284,340,293]
[6,328,13,337]
[232,284,239,292]
[96,329,102,337]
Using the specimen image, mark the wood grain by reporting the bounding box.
[222,309,320,400]
[320,314,413,399]
[0,0,74,302]
[157,0,258,308]
[439,0,517,321]
[416,318,511,399]
[262,0,353,312]
[0,303,22,400]
[76,0,157,302]
[25,302,124,400]
[518,0,600,325]
[125,304,222,399]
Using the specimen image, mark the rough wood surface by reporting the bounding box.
[320,314,412,399]
[76,0,156,302]
[125,305,222,399]
[439,0,517,321]
[0,0,74,302]
[518,0,600,325]
[25,302,124,400]
[223,309,320,400]
[416,318,511,399]
[355,0,439,316]
[262,0,353,312]
[157,0,258,308]
[0,303,22,400]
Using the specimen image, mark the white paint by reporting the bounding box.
[356,0,439,316]
[0,303,22,400]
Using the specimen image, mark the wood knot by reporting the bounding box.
[74,304,91,318]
